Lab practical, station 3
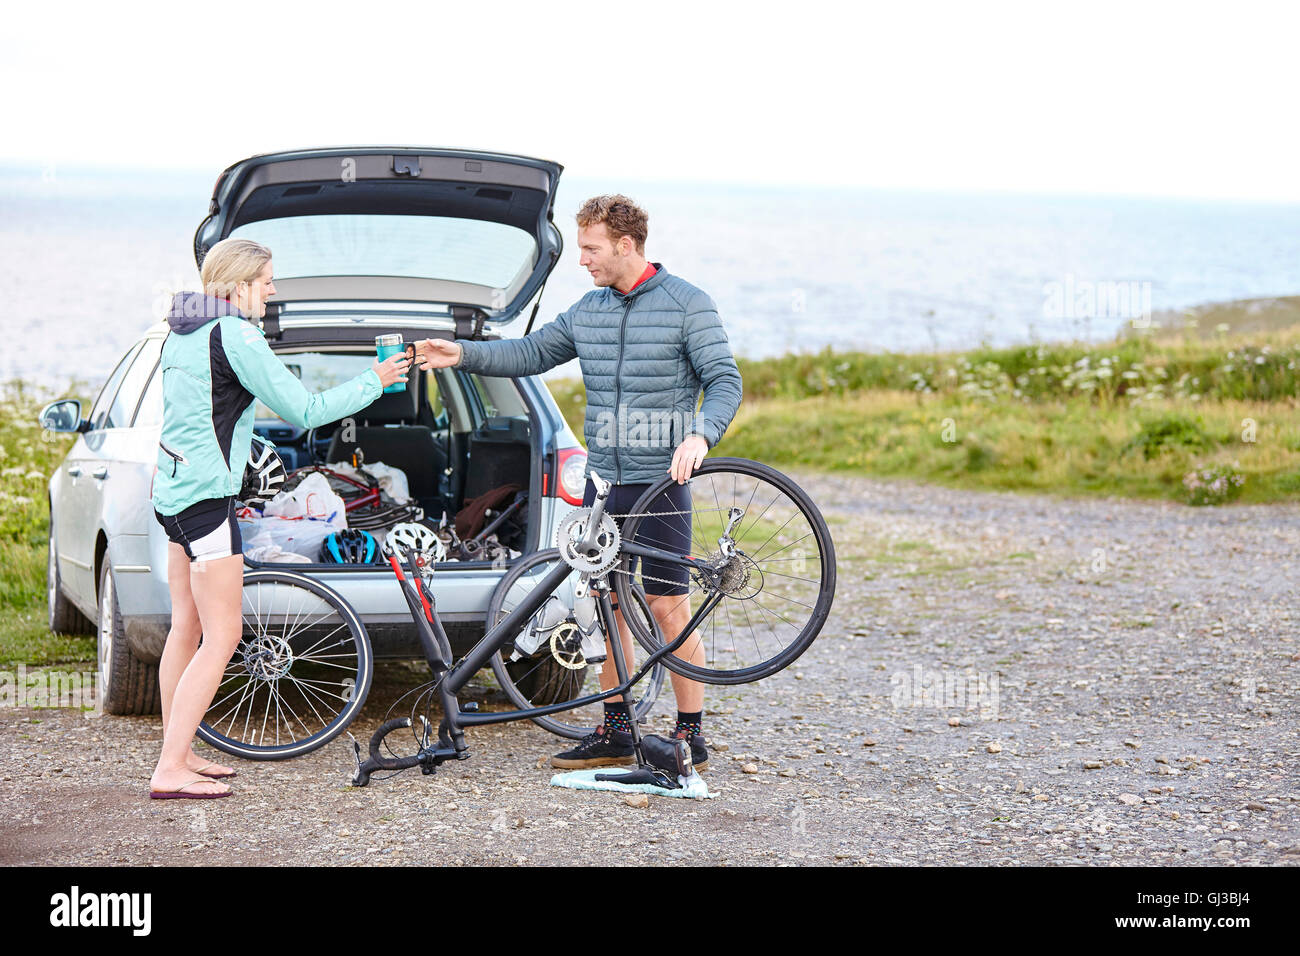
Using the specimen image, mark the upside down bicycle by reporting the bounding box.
[194,458,836,787]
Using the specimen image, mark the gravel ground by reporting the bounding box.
[3,472,1298,866]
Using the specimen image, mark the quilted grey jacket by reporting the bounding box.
[456,264,742,485]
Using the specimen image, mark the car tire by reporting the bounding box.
[47,519,92,635]
[97,561,160,716]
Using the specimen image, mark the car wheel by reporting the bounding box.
[47,519,92,635]
[486,548,665,740]
[97,561,160,716]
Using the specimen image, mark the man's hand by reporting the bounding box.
[414,338,462,370]
[669,435,709,484]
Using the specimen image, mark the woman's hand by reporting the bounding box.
[414,338,462,370]
[371,354,410,389]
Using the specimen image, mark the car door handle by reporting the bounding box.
[68,465,82,478]
[92,465,108,480]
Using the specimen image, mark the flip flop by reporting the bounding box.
[194,762,237,779]
[149,777,233,800]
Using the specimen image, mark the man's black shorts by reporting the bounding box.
[154,496,242,563]
[582,478,692,597]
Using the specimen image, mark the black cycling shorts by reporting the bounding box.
[583,478,692,597]
[154,496,242,563]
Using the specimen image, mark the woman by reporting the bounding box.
[148,238,409,798]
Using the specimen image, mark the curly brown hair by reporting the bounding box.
[575,194,648,255]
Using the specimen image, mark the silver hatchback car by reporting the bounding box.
[41,146,590,717]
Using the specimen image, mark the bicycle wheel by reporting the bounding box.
[488,548,665,740]
[196,569,373,760]
[612,457,836,685]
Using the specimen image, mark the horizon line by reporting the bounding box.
[1,159,1298,208]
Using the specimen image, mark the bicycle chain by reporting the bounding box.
[585,504,756,591]
[602,510,726,592]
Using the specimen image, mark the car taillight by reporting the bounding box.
[553,448,587,506]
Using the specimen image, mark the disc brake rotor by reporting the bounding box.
[242,635,294,680]
[549,622,587,670]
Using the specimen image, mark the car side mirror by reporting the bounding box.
[39,399,87,434]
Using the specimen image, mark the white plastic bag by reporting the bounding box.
[238,515,339,560]
[363,461,411,504]
[240,526,313,563]
[264,472,347,527]
[327,460,411,504]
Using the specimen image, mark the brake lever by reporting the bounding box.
[347,731,368,787]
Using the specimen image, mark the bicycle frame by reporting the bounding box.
[353,486,727,785]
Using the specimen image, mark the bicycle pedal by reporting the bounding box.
[460,701,480,713]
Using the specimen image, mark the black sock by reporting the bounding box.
[604,702,632,734]
[674,711,702,737]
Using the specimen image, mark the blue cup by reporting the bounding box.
[375,334,408,394]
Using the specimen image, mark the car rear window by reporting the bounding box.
[254,351,375,421]
[230,215,537,289]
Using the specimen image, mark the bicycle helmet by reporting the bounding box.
[318,529,381,565]
[382,522,446,562]
[240,435,287,505]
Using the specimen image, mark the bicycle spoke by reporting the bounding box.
[283,673,336,728]
[272,685,307,742]
[746,503,799,561]
[489,550,665,739]
[258,672,275,746]
[293,623,353,660]
[748,594,804,636]
[212,676,257,733]
[756,567,823,585]
[611,461,834,683]
[751,528,815,564]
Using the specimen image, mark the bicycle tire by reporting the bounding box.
[487,548,665,740]
[196,569,373,760]
[612,457,836,685]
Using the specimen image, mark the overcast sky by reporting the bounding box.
[4,0,1298,201]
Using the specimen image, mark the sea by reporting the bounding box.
[2,163,1298,394]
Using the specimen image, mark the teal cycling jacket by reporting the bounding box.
[150,292,383,516]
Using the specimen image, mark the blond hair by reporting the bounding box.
[200,238,272,300]
[576,194,648,254]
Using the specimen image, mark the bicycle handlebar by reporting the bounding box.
[350,717,422,786]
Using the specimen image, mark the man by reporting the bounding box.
[416,194,742,772]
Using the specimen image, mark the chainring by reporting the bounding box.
[555,508,621,576]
